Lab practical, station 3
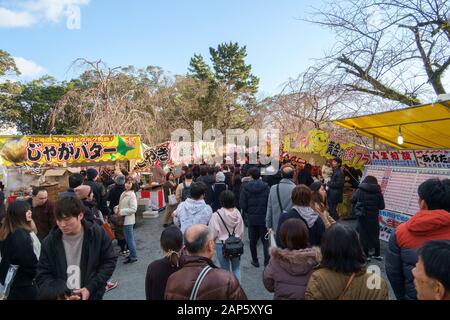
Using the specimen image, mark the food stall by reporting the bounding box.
[334,100,450,241]
[0,135,143,202]
[283,129,371,218]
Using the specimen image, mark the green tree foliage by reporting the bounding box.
[188,42,261,131]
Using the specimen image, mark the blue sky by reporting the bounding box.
[1,0,334,96]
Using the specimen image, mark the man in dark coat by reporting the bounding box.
[326,157,344,220]
[240,167,270,267]
[351,176,385,259]
[28,187,56,241]
[36,197,117,300]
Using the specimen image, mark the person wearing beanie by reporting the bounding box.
[84,168,110,218]
[211,172,229,212]
[309,181,335,229]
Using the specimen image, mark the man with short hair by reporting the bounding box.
[326,157,344,220]
[413,240,450,300]
[240,167,270,267]
[386,178,450,300]
[59,173,84,199]
[173,182,213,233]
[28,187,56,241]
[36,196,117,300]
[266,164,296,236]
[165,224,247,300]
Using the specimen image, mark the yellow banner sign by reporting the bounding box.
[0,135,143,167]
[283,129,370,170]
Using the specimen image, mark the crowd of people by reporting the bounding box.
[0,158,449,301]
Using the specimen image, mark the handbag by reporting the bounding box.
[0,264,19,300]
[102,222,116,241]
[168,188,178,206]
[352,190,366,217]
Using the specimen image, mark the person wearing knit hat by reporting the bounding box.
[310,181,335,229]
[211,172,228,212]
[86,168,99,181]
[216,171,226,183]
[115,175,126,186]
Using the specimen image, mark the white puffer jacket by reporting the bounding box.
[118,190,137,226]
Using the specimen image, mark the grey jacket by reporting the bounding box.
[266,179,296,230]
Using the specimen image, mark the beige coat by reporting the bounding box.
[305,267,389,300]
[118,190,137,226]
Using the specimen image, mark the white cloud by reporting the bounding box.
[0,7,36,27]
[13,57,46,78]
[0,0,89,28]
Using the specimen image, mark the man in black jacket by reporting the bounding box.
[326,157,345,220]
[240,167,270,267]
[36,197,117,300]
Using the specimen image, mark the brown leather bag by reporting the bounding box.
[102,222,116,241]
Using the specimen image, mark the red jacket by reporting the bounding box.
[396,209,450,248]
[386,209,450,300]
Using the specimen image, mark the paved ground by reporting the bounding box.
[104,211,395,300]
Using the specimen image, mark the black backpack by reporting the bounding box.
[181,182,191,201]
[216,212,244,259]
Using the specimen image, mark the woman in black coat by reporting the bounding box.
[0,201,39,300]
[351,175,385,260]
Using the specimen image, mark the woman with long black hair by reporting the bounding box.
[0,200,40,300]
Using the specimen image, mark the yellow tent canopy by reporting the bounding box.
[333,100,450,149]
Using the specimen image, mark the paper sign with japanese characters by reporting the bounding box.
[379,210,411,242]
[370,150,417,167]
[0,135,143,167]
[415,150,450,169]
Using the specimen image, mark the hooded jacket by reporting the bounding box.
[350,183,385,217]
[35,220,117,300]
[208,208,244,242]
[240,179,270,226]
[174,198,213,233]
[276,206,325,247]
[263,247,319,300]
[385,209,450,300]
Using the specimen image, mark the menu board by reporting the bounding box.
[363,165,450,241]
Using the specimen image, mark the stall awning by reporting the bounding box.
[333,101,450,149]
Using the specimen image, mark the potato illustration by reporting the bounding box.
[1,137,28,163]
